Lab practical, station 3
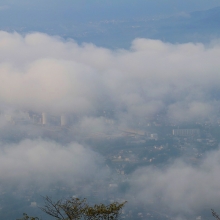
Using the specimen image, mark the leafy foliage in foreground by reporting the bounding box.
[18,197,126,220]
[212,209,220,220]
[17,213,40,220]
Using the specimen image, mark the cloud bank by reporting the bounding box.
[1,31,220,219]
[0,138,220,219]
[129,149,220,217]
[0,139,109,191]
[1,32,220,127]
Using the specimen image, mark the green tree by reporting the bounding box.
[18,197,126,220]
[17,213,40,220]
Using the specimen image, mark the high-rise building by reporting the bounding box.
[61,114,67,126]
[172,129,200,136]
[42,112,47,125]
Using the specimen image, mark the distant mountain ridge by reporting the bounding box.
[64,5,220,47]
[1,6,220,48]
[134,6,220,45]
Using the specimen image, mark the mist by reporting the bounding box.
[1,32,220,124]
[1,31,220,219]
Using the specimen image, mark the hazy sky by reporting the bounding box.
[1,1,220,219]
[1,0,220,23]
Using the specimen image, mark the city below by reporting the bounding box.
[0,110,219,219]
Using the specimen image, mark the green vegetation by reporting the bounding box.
[17,197,126,220]
[212,209,220,220]
[17,213,40,220]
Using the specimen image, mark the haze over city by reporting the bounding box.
[1,1,220,219]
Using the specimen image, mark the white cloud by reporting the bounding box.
[1,32,220,218]
[128,149,220,217]
[1,32,220,126]
[0,139,108,189]
[0,137,220,219]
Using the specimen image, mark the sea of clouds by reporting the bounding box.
[1,31,220,219]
